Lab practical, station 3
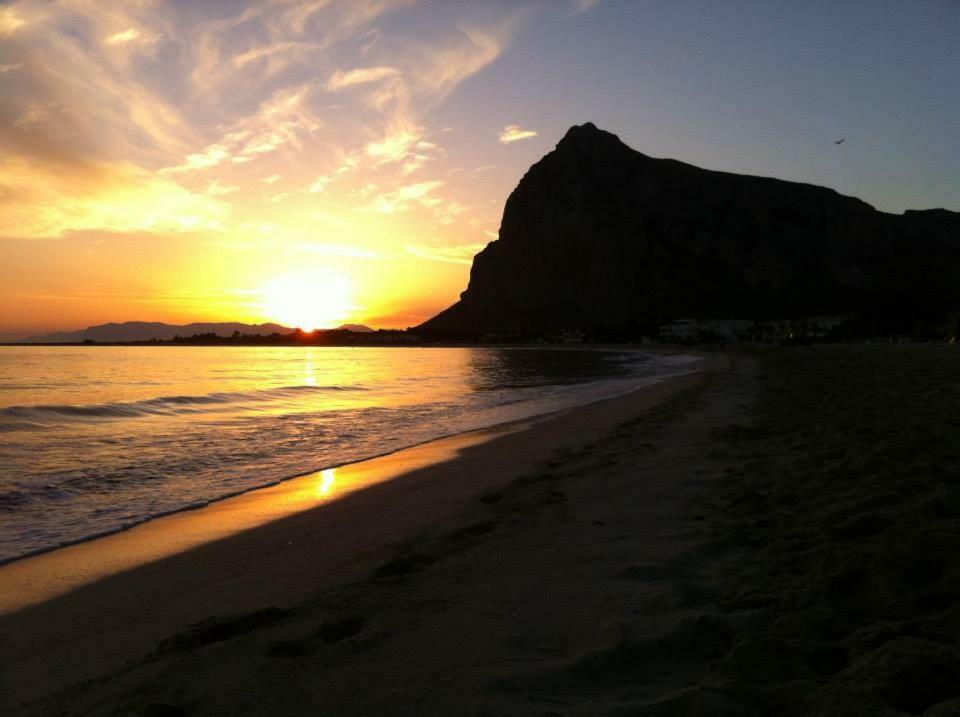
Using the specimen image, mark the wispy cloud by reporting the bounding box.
[0,157,227,239]
[365,126,422,164]
[0,0,532,255]
[327,66,400,91]
[162,85,322,173]
[430,198,468,225]
[0,6,25,36]
[361,180,444,214]
[307,175,331,193]
[499,124,538,144]
[104,28,141,45]
[571,0,603,15]
[234,41,308,69]
[405,243,486,265]
[205,180,239,196]
[407,23,518,101]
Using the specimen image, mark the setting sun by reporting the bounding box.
[261,270,355,331]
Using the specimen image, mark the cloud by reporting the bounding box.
[13,102,56,128]
[430,198,468,225]
[262,174,280,185]
[404,243,486,265]
[571,0,603,14]
[205,180,238,196]
[167,144,230,172]
[0,157,228,239]
[307,175,331,193]
[336,156,358,175]
[402,153,430,175]
[162,85,322,173]
[187,1,402,98]
[499,124,538,144]
[361,123,443,173]
[365,126,422,164]
[0,0,533,253]
[407,23,516,101]
[105,28,141,45]
[234,41,303,69]
[0,4,192,165]
[0,7,25,36]
[327,66,400,91]
[361,180,444,214]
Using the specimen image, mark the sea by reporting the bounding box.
[0,346,700,563]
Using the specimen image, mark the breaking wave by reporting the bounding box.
[0,384,367,428]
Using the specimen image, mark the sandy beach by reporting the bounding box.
[0,356,713,713]
[5,345,960,716]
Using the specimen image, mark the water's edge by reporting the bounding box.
[0,362,699,567]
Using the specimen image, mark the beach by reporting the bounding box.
[4,345,960,716]
[0,354,712,712]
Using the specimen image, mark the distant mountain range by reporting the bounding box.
[22,322,375,343]
[419,122,960,338]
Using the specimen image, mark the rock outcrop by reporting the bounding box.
[418,123,960,338]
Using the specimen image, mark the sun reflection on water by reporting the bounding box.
[304,350,317,387]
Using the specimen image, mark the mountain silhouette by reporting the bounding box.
[418,123,960,338]
[24,321,293,343]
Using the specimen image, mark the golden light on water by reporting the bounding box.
[261,270,355,331]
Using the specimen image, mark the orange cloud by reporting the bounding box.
[361,180,444,214]
[0,157,228,239]
[104,28,141,45]
[327,66,400,91]
[499,124,538,143]
[0,6,25,36]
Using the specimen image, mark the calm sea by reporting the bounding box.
[0,346,699,563]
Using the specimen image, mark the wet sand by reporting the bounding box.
[0,360,712,712]
[7,345,960,716]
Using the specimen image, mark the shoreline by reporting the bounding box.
[0,353,700,569]
[19,344,960,716]
[0,420,522,613]
[0,358,717,708]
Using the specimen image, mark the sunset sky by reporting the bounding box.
[1,0,957,338]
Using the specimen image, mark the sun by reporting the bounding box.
[261,270,356,331]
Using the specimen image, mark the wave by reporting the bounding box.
[0,383,367,428]
[0,352,704,563]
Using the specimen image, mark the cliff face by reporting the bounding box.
[418,123,960,337]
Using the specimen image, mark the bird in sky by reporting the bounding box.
[834,138,845,145]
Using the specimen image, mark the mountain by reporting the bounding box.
[337,324,375,333]
[418,123,960,338]
[23,321,293,343]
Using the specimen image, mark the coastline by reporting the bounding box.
[11,345,959,715]
[0,356,717,709]
[0,344,695,566]
[0,348,699,569]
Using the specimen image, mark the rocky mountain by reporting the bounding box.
[418,123,960,338]
[24,321,292,343]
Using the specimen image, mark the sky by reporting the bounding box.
[0,0,957,338]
